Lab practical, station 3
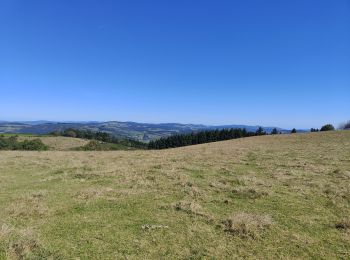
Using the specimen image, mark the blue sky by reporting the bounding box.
[0,0,349,128]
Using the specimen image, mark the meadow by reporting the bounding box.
[0,131,349,259]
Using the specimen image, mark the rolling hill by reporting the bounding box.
[0,131,349,258]
[0,121,292,141]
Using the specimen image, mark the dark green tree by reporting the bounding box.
[291,128,297,134]
[320,124,335,131]
[255,127,266,136]
[271,128,278,135]
[148,128,256,150]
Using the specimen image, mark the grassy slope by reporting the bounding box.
[0,131,349,259]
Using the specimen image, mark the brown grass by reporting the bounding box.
[222,212,272,238]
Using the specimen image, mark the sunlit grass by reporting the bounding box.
[0,131,349,258]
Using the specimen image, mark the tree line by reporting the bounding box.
[50,128,148,149]
[148,128,263,149]
[310,124,335,132]
[148,123,341,150]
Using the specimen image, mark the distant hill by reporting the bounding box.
[0,121,296,141]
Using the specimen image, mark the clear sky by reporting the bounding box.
[0,0,349,128]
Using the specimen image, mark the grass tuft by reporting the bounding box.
[222,212,272,239]
[335,218,350,231]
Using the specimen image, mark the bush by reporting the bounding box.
[291,128,297,134]
[0,136,48,150]
[80,140,105,151]
[320,124,335,131]
[64,130,77,138]
[20,139,48,150]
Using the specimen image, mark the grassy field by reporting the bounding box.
[0,131,349,259]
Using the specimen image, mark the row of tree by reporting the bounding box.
[291,124,336,134]
[148,122,342,150]
[148,128,263,149]
[0,136,48,150]
[50,128,148,149]
[310,124,335,132]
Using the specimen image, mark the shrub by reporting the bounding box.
[81,140,105,151]
[0,138,8,149]
[291,128,297,134]
[320,124,335,131]
[0,136,48,150]
[20,139,48,151]
[64,130,77,138]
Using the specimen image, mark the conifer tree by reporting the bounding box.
[271,128,278,135]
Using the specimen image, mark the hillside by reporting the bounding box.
[0,131,349,258]
[14,136,140,151]
[0,121,290,141]
[17,136,90,151]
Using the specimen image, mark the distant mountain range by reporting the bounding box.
[0,121,299,142]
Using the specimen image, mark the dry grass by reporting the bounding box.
[0,131,350,258]
[6,191,49,218]
[172,201,213,220]
[222,212,272,238]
